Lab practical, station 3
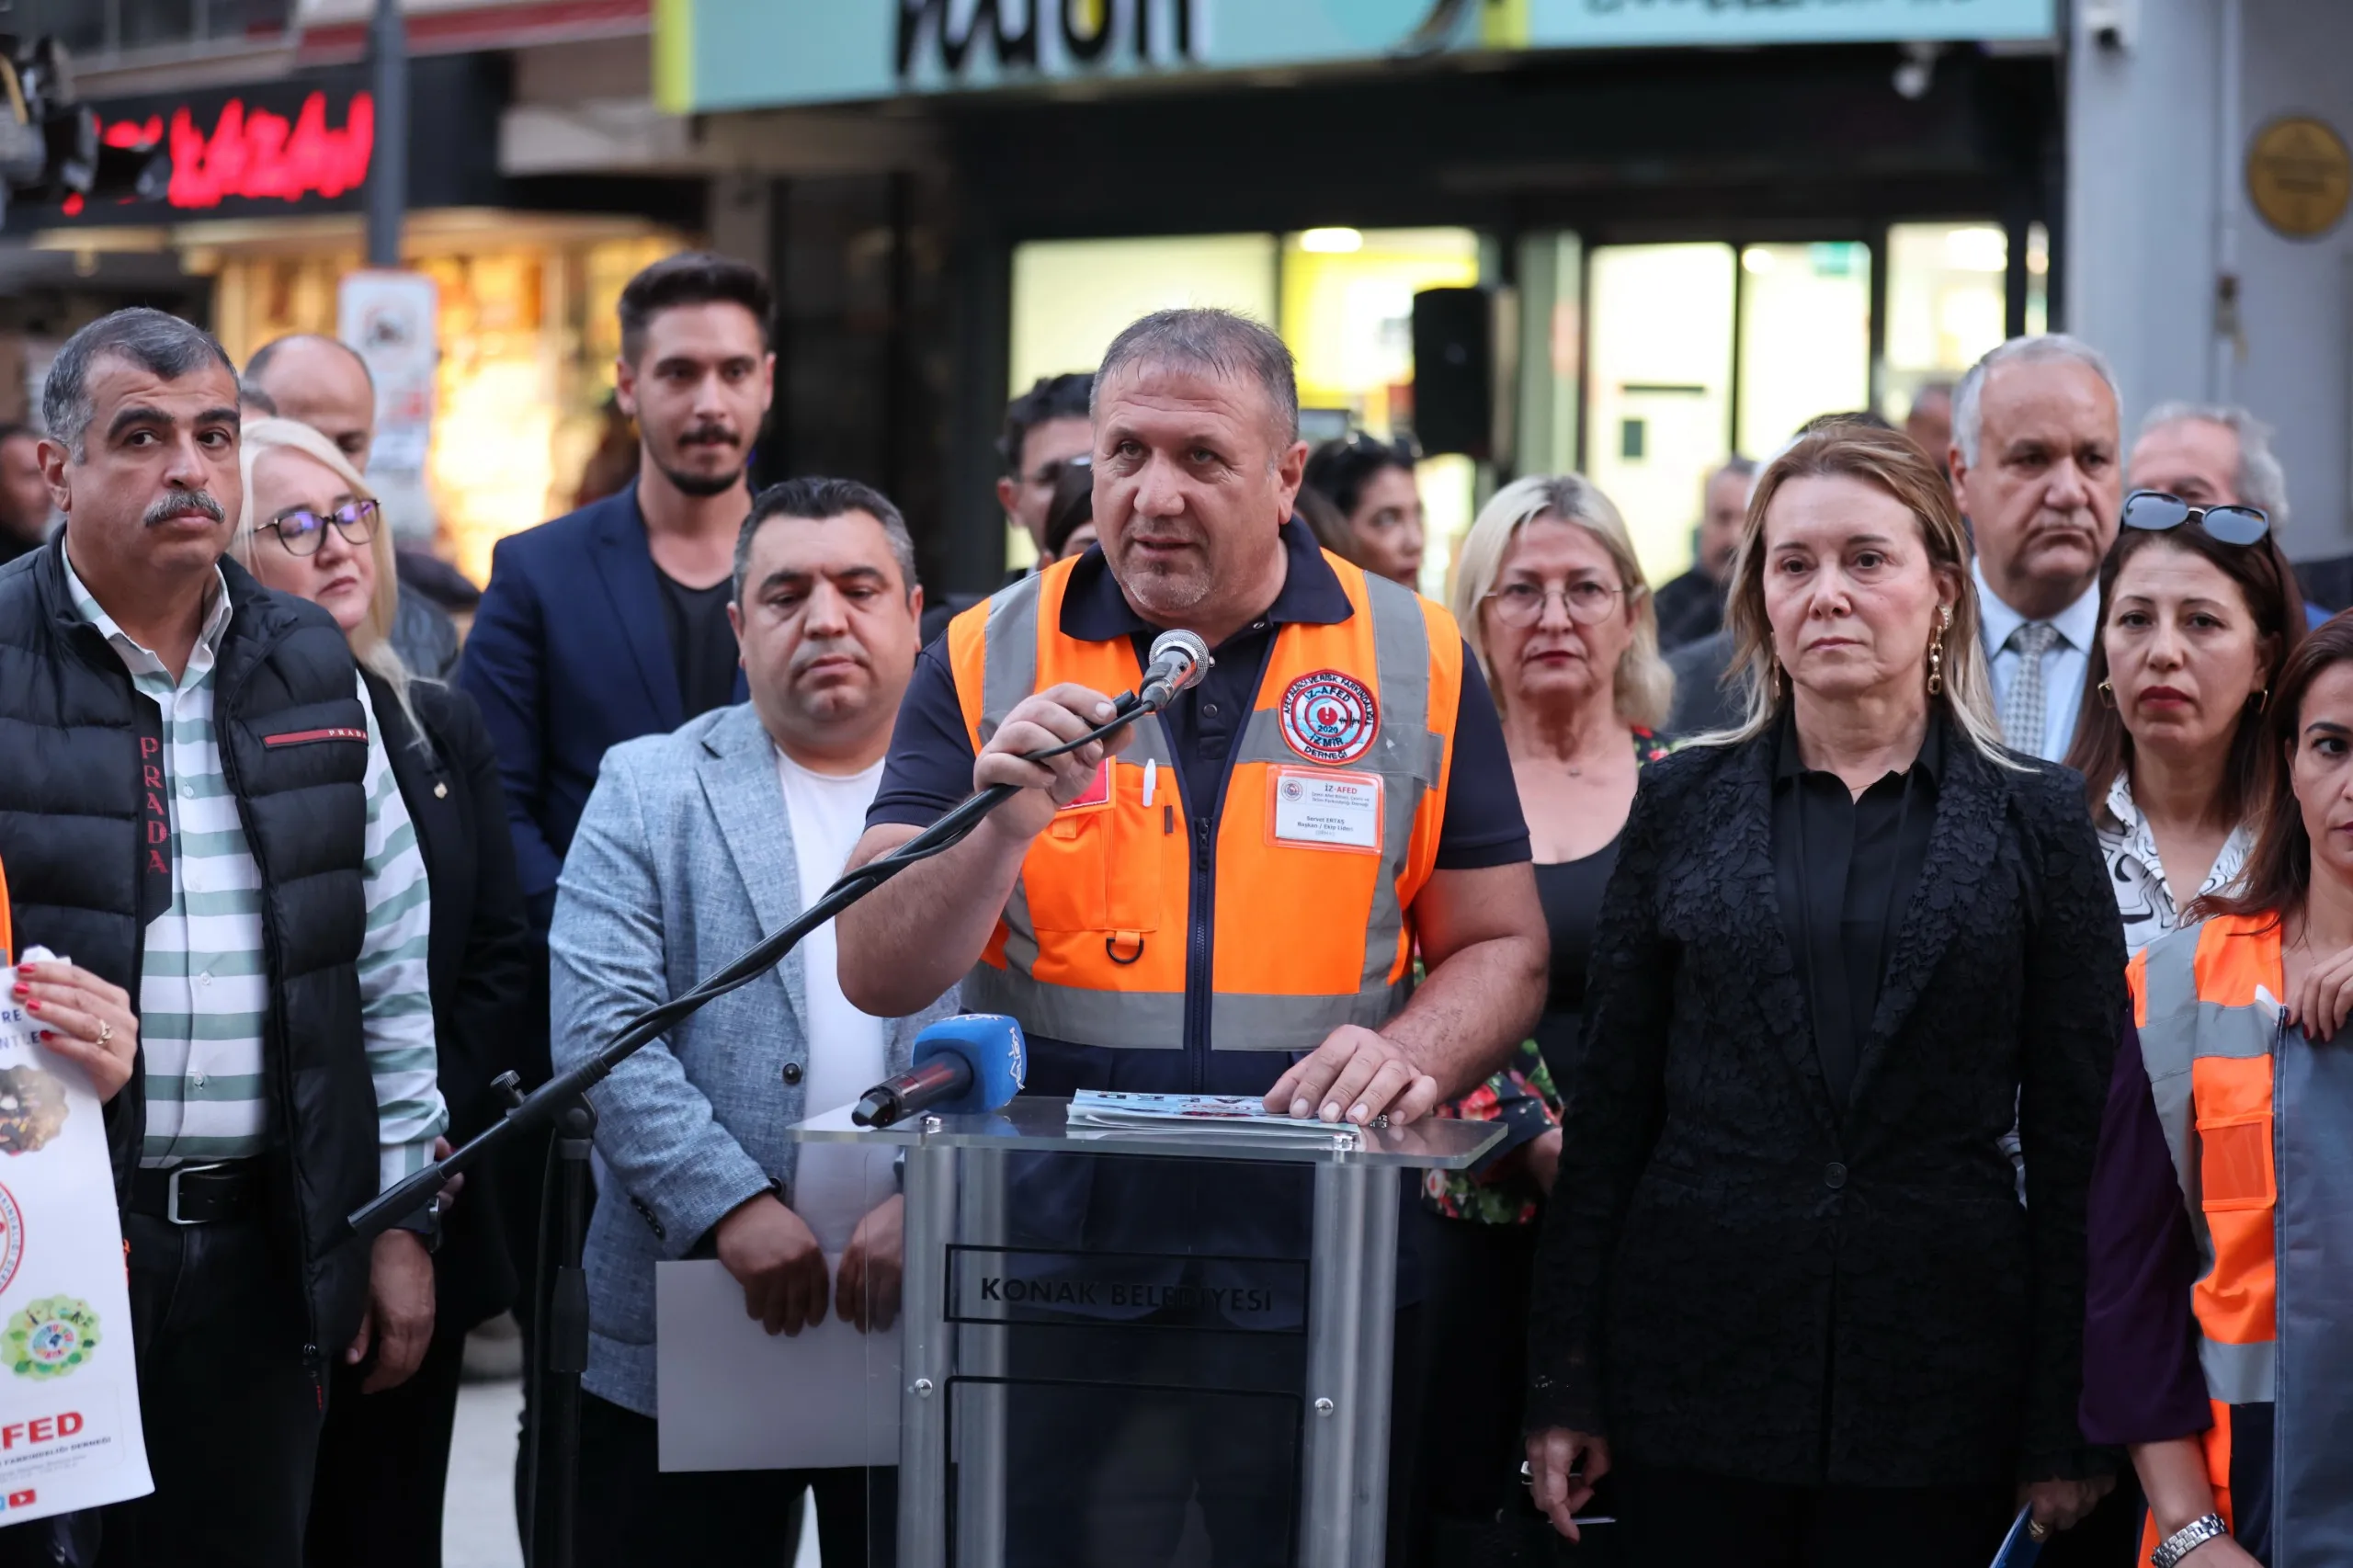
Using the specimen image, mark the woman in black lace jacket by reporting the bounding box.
[1524,425,2126,1565]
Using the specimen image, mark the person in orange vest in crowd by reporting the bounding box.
[835,306,1548,1562]
[2084,612,2353,1568]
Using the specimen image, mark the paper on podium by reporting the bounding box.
[654,1258,899,1472]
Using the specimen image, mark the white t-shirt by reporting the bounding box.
[773,747,893,1255]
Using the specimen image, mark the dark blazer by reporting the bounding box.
[1665,628,1743,734]
[364,671,530,1332]
[1525,715,2125,1491]
[457,486,747,933]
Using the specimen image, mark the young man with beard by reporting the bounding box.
[461,252,772,942]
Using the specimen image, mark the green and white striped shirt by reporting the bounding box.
[65,558,446,1188]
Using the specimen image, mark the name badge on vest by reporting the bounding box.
[1268,767,1381,854]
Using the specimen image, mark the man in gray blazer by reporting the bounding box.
[550,477,946,1567]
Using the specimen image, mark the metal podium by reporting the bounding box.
[789,1098,1502,1568]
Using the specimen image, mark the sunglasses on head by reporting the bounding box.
[1341,431,1420,464]
[2121,489,2270,547]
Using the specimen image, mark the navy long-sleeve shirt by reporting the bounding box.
[2079,1019,2215,1446]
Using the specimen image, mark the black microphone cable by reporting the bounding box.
[351,690,1154,1237]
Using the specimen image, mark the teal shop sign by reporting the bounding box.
[656,0,2058,115]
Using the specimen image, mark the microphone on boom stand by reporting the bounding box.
[342,626,1213,1568]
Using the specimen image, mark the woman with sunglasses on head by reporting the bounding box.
[2065,491,2305,956]
[1404,473,1673,1562]
[2082,615,2353,1568]
[229,418,533,1568]
[1303,432,1426,587]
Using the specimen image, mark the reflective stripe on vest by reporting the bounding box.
[949,551,1457,1051]
[2131,917,2280,1407]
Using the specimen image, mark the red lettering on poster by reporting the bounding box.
[0,1413,78,1450]
[92,91,373,211]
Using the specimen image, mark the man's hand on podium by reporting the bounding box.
[1266,1025,1440,1127]
[835,1193,905,1334]
[715,1190,829,1336]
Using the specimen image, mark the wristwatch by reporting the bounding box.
[2151,1513,2229,1568]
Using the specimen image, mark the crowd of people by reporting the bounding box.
[0,245,2340,1568]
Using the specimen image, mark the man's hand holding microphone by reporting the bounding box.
[969,631,1438,1131]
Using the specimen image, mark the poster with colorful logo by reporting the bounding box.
[0,950,152,1528]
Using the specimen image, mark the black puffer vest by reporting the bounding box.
[0,538,380,1362]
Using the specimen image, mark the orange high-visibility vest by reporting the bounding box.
[944,550,1463,1052]
[2126,914,2280,1562]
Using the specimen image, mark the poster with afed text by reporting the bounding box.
[0,949,152,1529]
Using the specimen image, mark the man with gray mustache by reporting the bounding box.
[0,308,444,1565]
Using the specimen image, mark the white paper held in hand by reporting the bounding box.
[654,1258,900,1472]
[0,948,153,1527]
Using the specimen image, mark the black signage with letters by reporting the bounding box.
[949,1246,1307,1334]
[50,55,508,228]
[896,0,1199,80]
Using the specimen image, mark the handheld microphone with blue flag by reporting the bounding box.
[852,1014,1028,1127]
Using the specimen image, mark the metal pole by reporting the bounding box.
[1300,1154,1371,1568]
[366,0,407,267]
[898,1138,957,1568]
[955,1146,1009,1568]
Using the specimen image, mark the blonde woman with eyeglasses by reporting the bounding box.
[1407,472,1673,1561]
[230,416,533,1563]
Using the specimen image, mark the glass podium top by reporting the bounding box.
[790,1096,1505,1170]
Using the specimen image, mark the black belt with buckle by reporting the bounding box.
[131,1160,266,1225]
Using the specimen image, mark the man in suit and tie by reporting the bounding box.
[461,250,771,945]
[551,475,946,1566]
[1948,335,2124,762]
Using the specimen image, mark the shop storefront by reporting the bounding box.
[670,0,2066,596]
[27,54,696,586]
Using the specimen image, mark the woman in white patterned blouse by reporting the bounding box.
[2063,489,2307,954]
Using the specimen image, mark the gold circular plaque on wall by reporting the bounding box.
[2247,116,2352,238]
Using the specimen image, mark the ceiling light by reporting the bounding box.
[1298,227,1363,255]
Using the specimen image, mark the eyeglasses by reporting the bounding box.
[265,498,380,557]
[1482,579,1627,629]
[2121,489,2270,546]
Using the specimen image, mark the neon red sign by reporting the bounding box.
[85,90,374,212]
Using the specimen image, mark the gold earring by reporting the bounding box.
[2098,680,2117,710]
[1927,635,1945,697]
